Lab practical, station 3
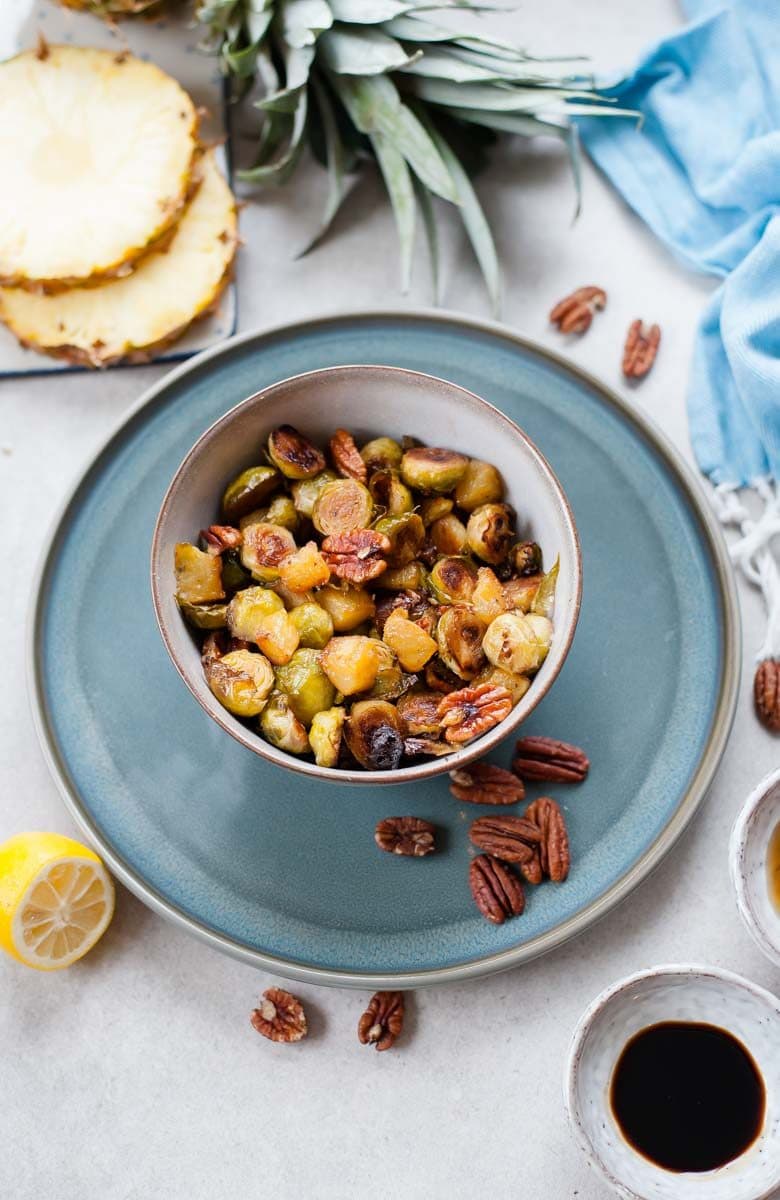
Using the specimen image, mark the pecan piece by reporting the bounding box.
[438,683,513,744]
[375,816,436,857]
[321,529,391,584]
[513,736,589,783]
[468,814,542,864]
[330,428,367,483]
[755,659,780,732]
[524,797,570,882]
[550,286,607,334]
[250,988,307,1043]
[449,762,525,805]
[469,855,525,923]
[623,319,661,379]
[358,991,404,1051]
[200,523,243,555]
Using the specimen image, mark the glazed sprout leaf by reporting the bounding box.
[531,556,559,619]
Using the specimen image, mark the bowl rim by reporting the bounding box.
[563,963,780,1200]
[729,766,780,969]
[150,362,583,785]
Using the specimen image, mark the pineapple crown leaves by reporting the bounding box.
[196,0,630,313]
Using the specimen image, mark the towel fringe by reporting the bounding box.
[713,480,780,662]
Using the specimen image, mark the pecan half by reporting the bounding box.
[358,991,404,1051]
[200,524,243,556]
[438,683,513,744]
[755,659,780,732]
[524,797,570,882]
[449,762,525,805]
[375,816,436,857]
[513,736,589,783]
[623,319,661,379]
[321,529,391,584]
[550,286,607,334]
[469,855,525,923]
[468,814,542,863]
[330,429,367,483]
[250,988,307,1043]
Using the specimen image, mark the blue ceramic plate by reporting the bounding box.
[29,312,739,988]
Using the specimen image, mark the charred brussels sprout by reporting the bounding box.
[373,513,425,567]
[482,612,553,675]
[274,649,336,726]
[309,706,346,768]
[428,556,477,605]
[346,700,404,771]
[267,425,326,480]
[360,436,403,473]
[205,649,274,717]
[396,691,442,736]
[289,602,334,649]
[240,520,296,583]
[312,479,373,536]
[221,465,280,523]
[510,541,543,577]
[368,469,413,516]
[175,543,224,605]
[260,694,310,754]
[454,460,504,511]
[400,447,469,494]
[466,503,514,565]
[502,574,542,612]
[437,606,487,679]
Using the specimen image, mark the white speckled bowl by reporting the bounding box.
[730,767,780,969]
[564,965,780,1200]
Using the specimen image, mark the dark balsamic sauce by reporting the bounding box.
[610,1021,765,1173]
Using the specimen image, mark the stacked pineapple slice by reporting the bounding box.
[0,44,238,366]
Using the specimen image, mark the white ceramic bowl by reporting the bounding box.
[565,965,780,1200]
[730,767,780,969]
[151,365,582,785]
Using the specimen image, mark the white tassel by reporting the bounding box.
[713,479,780,661]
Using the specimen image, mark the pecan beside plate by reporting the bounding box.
[250,988,308,1043]
[358,991,405,1051]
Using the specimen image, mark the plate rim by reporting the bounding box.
[26,308,741,989]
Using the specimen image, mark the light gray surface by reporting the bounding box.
[1,3,777,1198]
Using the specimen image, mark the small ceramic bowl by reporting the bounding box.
[565,965,780,1200]
[730,767,780,969]
[151,364,581,785]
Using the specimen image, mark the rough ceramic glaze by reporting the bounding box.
[565,965,780,1200]
[730,768,780,970]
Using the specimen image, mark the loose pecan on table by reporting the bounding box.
[321,529,391,584]
[375,816,436,857]
[330,429,367,483]
[754,659,780,732]
[469,855,525,924]
[358,991,404,1051]
[250,988,308,1043]
[449,762,525,805]
[200,524,243,555]
[622,319,661,379]
[437,683,513,744]
[512,736,589,783]
[468,814,542,864]
[549,286,607,334]
[524,797,571,882]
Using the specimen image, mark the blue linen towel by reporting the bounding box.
[577,0,780,662]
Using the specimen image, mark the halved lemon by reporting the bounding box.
[0,832,115,970]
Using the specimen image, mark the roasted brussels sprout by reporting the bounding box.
[267,425,326,480]
[466,503,514,564]
[289,602,334,649]
[221,549,252,594]
[226,585,283,641]
[345,700,404,771]
[175,543,224,605]
[363,642,410,701]
[378,562,428,591]
[320,635,380,695]
[382,608,438,673]
[205,649,274,717]
[312,479,373,536]
[502,574,542,612]
[419,496,453,526]
[309,706,346,767]
[400,447,469,494]
[178,600,228,630]
[454,459,504,511]
[278,542,331,592]
[368,469,414,516]
[240,520,296,583]
[510,540,543,576]
[471,567,511,626]
[221,465,280,523]
[274,649,336,726]
[374,513,425,568]
[396,690,442,736]
[360,436,403,473]
[291,469,339,517]
[318,583,375,631]
[482,611,553,675]
[428,556,477,605]
[260,693,310,754]
[437,606,487,679]
[262,494,299,531]
[429,513,468,557]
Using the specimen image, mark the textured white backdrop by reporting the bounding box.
[1,3,777,1198]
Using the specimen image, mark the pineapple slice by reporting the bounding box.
[0,151,237,367]
[0,45,198,290]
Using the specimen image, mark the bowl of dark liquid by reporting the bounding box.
[565,965,780,1200]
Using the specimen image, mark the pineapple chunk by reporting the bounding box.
[278,542,331,592]
[175,543,224,605]
[254,610,300,667]
[0,151,237,366]
[382,609,437,673]
[0,47,197,290]
[320,636,380,695]
[472,567,511,626]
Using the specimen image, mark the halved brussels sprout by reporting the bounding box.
[221,549,252,594]
[400,446,469,494]
[510,540,543,577]
[454,459,504,511]
[503,574,542,612]
[312,479,374,536]
[530,556,559,619]
[226,585,283,641]
[363,641,408,701]
[419,496,453,526]
[289,601,334,649]
[221,465,280,523]
[466,503,514,564]
[320,636,380,695]
[482,611,552,675]
[318,583,375,631]
[272,581,315,609]
[437,606,487,679]
[309,706,346,768]
[260,693,310,754]
[429,513,468,557]
[345,700,404,771]
[240,521,296,582]
[291,469,339,517]
[396,690,442,736]
[205,648,274,717]
[368,469,413,516]
[174,543,225,605]
[254,609,300,666]
[360,436,403,473]
[428,556,477,605]
[267,425,326,480]
[278,542,331,592]
[374,513,425,568]
[471,567,511,626]
[274,648,336,726]
[382,608,437,673]
[472,664,531,705]
[378,562,428,591]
